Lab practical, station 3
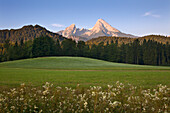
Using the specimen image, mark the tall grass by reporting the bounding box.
[0,81,169,112]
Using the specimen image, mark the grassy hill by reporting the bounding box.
[0,57,169,70]
[0,57,170,88]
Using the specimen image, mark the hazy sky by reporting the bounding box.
[0,0,170,36]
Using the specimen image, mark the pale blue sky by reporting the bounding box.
[0,0,170,36]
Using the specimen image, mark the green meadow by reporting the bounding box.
[0,57,170,89]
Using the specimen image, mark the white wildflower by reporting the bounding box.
[10,106,15,110]
[39,110,43,113]
[77,84,80,87]
[113,101,121,105]
[84,101,88,108]
[92,91,95,96]
[103,95,106,100]
[151,107,155,111]
[107,85,113,89]
[34,105,38,109]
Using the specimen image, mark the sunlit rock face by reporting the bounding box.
[58,19,137,41]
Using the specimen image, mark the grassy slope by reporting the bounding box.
[0,57,169,70]
[0,57,170,88]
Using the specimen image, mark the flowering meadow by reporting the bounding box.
[0,81,169,113]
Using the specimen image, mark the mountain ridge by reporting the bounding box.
[0,25,65,44]
[58,19,137,41]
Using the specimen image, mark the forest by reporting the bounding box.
[0,36,169,66]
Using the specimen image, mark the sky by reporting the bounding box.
[0,0,170,36]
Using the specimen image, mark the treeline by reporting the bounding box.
[0,36,169,66]
[86,35,170,46]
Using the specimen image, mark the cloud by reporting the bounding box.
[143,11,160,18]
[51,24,65,27]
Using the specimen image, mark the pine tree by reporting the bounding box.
[55,39,62,56]
[77,41,86,57]
[32,36,56,57]
[61,39,76,56]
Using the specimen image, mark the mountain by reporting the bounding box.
[0,25,65,44]
[57,24,89,41]
[58,19,137,41]
[86,35,170,46]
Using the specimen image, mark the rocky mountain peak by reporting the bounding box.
[92,19,120,33]
[57,19,137,41]
[65,24,76,30]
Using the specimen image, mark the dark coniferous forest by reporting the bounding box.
[0,35,169,66]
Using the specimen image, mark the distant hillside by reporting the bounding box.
[86,35,170,45]
[0,25,65,44]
